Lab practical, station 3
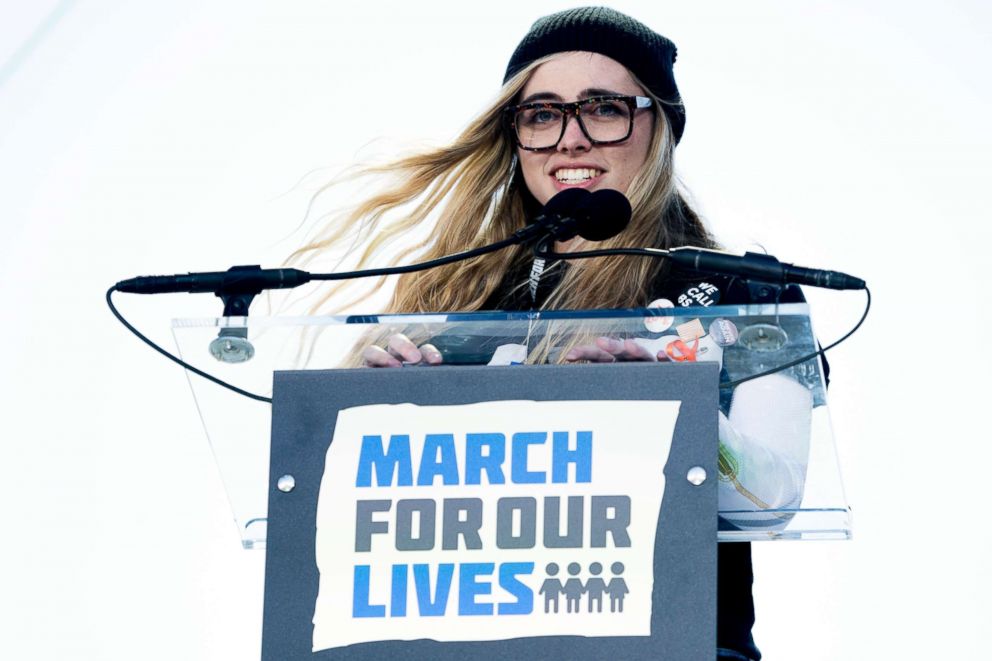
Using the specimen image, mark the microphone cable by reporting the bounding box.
[110,187,867,402]
[723,286,871,388]
[107,285,274,403]
[106,234,530,405]
[533,243,871,388]
[108,189,612,403]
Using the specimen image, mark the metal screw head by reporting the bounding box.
[686,466,707,486]
[276,474,296,493]
[209,334,255,363]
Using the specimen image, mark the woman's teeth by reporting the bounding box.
[555,168,601,184]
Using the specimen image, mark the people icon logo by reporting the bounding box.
[539,562,629,614]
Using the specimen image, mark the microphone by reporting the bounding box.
[114,189,619,300]
[518,188,591,243]
[539,188,632,242]
[572,189,632,241]
[531,195,865,291]
[115,196,576,298]
[665,247,865,291]
[113,195,604,364]
[113,188,633,364]
[116,265,311,296]
[533,188,590,225]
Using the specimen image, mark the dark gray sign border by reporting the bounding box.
[262,362,717,660]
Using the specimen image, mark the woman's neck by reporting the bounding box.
[553,236,583,253]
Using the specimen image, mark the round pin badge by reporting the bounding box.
[708,318,740,347]
[644,298,675,333]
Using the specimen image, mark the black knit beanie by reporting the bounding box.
[503,7,685,144]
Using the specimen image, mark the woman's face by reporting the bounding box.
[515,52,655,206]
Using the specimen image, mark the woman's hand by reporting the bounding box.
[564,337,665,363]
[362,333,443,367]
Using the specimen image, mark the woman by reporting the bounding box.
[292,7,712,341]
[293,7,806,660]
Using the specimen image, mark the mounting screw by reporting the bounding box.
[686,466,707,486]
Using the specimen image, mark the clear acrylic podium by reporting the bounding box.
[171,302,851,550]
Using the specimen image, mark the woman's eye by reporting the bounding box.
[521,108,561,126]
[588,101,626,117]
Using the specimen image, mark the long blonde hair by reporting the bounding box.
[289,53,715,315]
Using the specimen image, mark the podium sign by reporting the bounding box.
[262,363,718,660]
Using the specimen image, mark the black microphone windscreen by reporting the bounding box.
[575,189,632,241]
[540,188,591,222]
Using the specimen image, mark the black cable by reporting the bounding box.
[106,235,530,406]
[721,286,871,389]
[308,235,521,281]
[534,243,871,388]
[535,245,667,260]
[110,238,868,402]
[105,234,525,404]
[106,286,273,404]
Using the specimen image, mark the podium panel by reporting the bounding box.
[172,304,851,547]
[261,363,717,660]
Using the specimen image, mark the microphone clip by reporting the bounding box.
[210,265,265,364]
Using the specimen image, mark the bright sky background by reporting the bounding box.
[1,1,989,659]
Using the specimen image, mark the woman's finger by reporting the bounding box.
[419,343,444,365]
[386,333,423,363]
[596,337,655,362]
[362,344,402,368]
[564,345,617,362]
[594,337,656,362]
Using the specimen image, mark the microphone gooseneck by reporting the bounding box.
[110,190,619,399]
[533,192,865,292]
[114,190,598,300]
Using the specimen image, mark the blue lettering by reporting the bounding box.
[352,565,385,617]
[511,432,546,484]
[356,435,413,487]
[458,562,495,615]
[416,434,459,486]
[497,562,534,615]
[552,431,592,483]
[390,564,407,617]
[357,431,591,487]
[413,563,453,616]
[465,433,506,485]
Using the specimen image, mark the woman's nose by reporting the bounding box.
[557,114,592,153]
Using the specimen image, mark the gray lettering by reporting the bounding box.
[396,499,436,551]
[591,496,631,547]
[354,499,391,552]
[441,498,483,550]
[496,497,536,549]
[543,496,584,548]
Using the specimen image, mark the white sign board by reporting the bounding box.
[312,399,681,651]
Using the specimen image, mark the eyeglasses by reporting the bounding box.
[505,95,654,151]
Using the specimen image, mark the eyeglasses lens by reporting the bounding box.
[515,99,632,149]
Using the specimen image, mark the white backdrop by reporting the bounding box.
[1,1,989,659]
